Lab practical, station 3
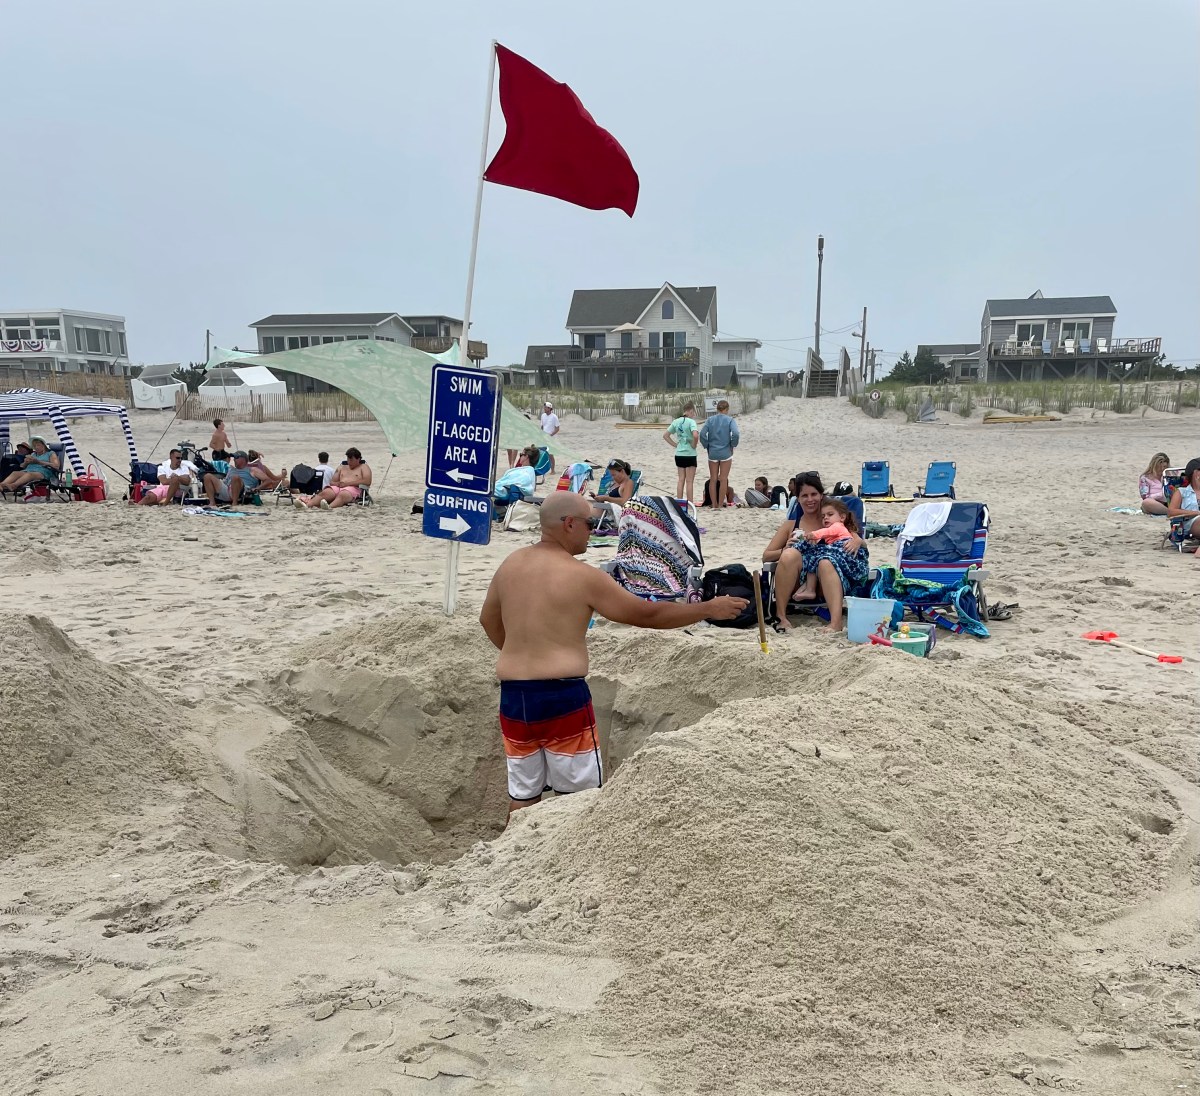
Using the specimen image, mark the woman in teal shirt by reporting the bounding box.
[663,401,700,504]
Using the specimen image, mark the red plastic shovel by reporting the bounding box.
[1081,630,1185,664]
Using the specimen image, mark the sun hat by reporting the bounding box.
[30,434,48,445]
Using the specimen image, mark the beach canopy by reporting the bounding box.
[204,341,561,458]
[0,388,139,475]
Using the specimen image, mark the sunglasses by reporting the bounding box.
[563,515,600,530]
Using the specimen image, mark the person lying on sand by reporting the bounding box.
[479,492,748,814]
[294,447,371,509]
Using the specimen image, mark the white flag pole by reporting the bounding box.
[443,39,499,617]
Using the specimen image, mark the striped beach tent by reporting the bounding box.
[0,388,139,475]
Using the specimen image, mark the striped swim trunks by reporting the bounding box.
[499,677,603,801]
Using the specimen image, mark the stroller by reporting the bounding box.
[601,496,704,601]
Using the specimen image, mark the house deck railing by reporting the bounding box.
[410,336,488,360]
[990,337,1161,357]
[550,346,700,365]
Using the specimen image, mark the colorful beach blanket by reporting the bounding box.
[610,497,703,600]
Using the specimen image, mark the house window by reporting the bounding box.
[620,332,633,350]
[1060,321,1091,343]
[118,331,127,356]
[661,300,674,320]
[34,317,60,340]
[1015,322,1046,345]
[582,333,606,355]
[5,319,32,340]
[262,336,286,353]
[727,348,744,361]
[411,322,439,338]
[287,336,301,350]
[75,329,86,351]
[660,331,687,359]
[85,329,103,353]
[102,330,112,354]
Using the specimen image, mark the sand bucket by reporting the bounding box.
[905,622,937,655]
[889,632,927,657]
[846,597,897,644]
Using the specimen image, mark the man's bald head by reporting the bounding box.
[539,491,591,529]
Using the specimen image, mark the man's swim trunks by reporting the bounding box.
[498,677,603,801]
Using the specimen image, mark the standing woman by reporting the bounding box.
[210,418,232,461]
[664,401,700,504]
[698,399,739,509]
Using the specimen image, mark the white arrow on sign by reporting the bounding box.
[446,468,484,484]
[439,513,472,538]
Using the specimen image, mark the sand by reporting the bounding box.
[0,397,1196,1095]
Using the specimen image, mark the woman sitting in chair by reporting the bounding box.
[492,446,541,504]
[246,450,285,491]
[762,472,867,633]
[590,459,635,526]
[0,436,60,495]
[1166,457,1200,543]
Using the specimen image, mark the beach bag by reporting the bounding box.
[502,500,541,532]
[701,563,758,628]
[74,463,107,503]
[289,463,322,494]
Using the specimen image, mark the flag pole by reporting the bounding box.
[443,39,498,617]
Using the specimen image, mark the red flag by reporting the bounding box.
[484,44,639,217]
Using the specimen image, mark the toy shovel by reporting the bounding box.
[1081,630,1184,664]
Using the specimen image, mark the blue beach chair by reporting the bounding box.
[872,501,990,635]
[533,446,553,486]
[858,461,893,499]
[1160,468,1196,552]
[914,461,957,499]
[597,466,643,499]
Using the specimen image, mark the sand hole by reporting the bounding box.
[1135,812,1174,835]
[245,660,717,870]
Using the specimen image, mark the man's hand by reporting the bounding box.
[705,595,749,621]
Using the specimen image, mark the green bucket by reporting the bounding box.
[889,633,927,657]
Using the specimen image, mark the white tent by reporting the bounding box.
[197,365,287,410]
[131,363,187,410]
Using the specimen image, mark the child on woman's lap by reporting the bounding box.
[790,498,856,600]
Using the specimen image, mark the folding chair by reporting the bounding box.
[1160,468,1195,552]
[858,461,893,499]
[914,461,957,499]
[533,447,553,486]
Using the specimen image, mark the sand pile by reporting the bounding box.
[1,547,62,574]
[435,662,1181,1094]
[0,614,211,857]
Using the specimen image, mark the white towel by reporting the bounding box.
[897,501,953,567]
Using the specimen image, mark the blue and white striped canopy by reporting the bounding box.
[0,388,139,474]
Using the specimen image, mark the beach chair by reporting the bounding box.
[555,461,595,493]
[1062,339,1076,355]
[19,444,75,503]
[764,495,869,621]
[533,446,553,486]
[1096,337,1108,353]
[871,501,991,635]
[1160,468,1196,552]
[1079,338,1092,354]
[913,461,957,499]
[858,461,893,500]
[601,496,704,601]
[1041,339,1052,355]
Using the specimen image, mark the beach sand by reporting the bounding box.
[1,397,1196,1095]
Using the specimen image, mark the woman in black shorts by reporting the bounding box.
[663,402,700,504]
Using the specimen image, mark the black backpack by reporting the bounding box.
[289,464,323,493]
[701,563,759,629]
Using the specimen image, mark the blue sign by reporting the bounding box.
[422,487,493,546]
[425,365,502,497]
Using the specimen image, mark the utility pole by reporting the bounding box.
[205,329,212,364]
[856,306,867,381]
[868,347,878,385]
[813,235,825,362]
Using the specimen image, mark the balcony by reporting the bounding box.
[557,346,699,366]
[989,337,1161,359]
[1,338,63,354]
[410,336,488,361]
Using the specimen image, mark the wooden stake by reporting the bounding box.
[752,570,768,654]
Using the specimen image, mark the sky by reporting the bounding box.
[4,0,1198,377]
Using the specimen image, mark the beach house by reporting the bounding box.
[0,308,131,378]
[925,292,1162,382]
[524,283,720,391]
[712,337,764,388]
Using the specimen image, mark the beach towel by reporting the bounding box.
[896,501,953,566]
[610,497,702,600]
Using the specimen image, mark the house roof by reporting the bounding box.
[251,313,408,328]
[919,343,980,356]
[984,296,1116,318]
[401,314,462,325]
[567,286,717,328]
[714,337,762,348]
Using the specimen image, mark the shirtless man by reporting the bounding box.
[479,492,748,812]
[209,418,232,460]
[295,447,372,509]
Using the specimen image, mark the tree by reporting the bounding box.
[887,348,950,386]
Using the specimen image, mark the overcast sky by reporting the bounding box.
[4,0,1197,375]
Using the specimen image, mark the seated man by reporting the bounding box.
[202,450,260,506]
[294,447,372,509]
[492,446,541,504]
[133,448,199,506]
[314,451,335,490]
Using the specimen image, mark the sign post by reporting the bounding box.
[423,365,503,615]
